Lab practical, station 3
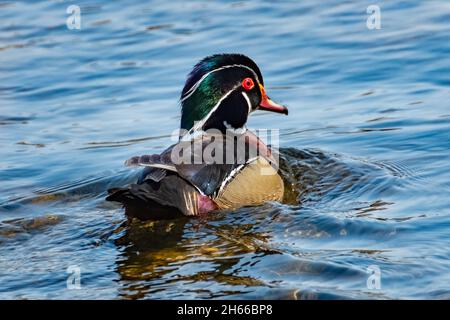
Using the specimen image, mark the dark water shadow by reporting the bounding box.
[111,207,283,299]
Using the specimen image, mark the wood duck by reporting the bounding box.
[107,54,288,219]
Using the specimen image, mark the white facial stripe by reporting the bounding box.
[241,92,252,114]
[181,64,260,102]
[189,84,241,133]
[187,87,254,134]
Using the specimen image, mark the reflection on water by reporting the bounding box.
[1,0,450,299]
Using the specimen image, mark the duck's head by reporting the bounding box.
[180,54,288,134]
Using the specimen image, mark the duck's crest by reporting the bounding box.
[180,53,264,100]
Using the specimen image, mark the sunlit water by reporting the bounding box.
[1,0,450,299]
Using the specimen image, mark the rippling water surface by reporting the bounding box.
[1,0,450,299]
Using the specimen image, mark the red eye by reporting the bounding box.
[242,77,254,90]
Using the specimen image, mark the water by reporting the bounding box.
[1,0,450,299]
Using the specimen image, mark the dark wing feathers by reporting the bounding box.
[106,173,200,217]
[176,163,236,196]
[137,167,167,183]
[125,153,176,171]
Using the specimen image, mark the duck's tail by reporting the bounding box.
[106,173,204,219]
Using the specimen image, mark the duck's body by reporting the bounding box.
[107,54,288,219]
[107,131,284,217]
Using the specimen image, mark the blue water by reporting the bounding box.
[1,0,450,299]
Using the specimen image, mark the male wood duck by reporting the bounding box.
[107,54,288,219]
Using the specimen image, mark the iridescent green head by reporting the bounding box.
[180,54,288,134]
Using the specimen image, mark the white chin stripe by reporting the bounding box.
[241,91,252,114]
[181,64,260,102]
[223,121,247,135]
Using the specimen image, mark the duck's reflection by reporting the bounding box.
[113,206,276,299]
